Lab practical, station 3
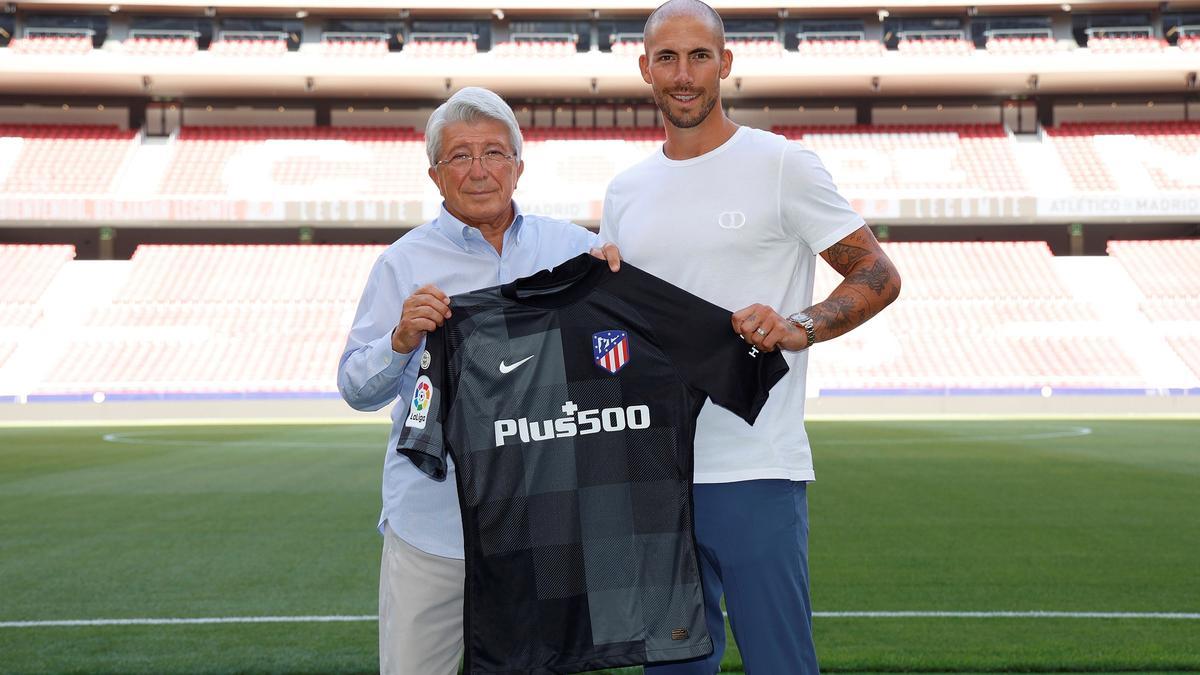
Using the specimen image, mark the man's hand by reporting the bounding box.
[392,284,452,354]
[732,304,808,352]
[589,242,622,272]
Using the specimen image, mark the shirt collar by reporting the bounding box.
[435,201,527,251]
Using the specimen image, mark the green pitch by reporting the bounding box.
[0,418,1197,674]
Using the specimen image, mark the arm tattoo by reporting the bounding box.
[845,259,891,296]
[816,241,873,276]
[807,226,901,343]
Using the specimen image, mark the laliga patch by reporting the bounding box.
[405,375,433,429]
[420,349,431,370]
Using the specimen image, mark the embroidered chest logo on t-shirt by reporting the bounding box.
[717,211,747,230]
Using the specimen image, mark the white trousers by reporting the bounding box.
[379,523,465,675]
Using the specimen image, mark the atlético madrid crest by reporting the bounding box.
[592,330,630,374]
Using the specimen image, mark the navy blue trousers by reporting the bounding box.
[647,480,817,675]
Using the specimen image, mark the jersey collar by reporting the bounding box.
[501,252,609,308]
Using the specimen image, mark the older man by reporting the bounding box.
[338,86,618,675]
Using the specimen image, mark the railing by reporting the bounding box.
[984,28,1053,40]
[322,31,389,43]
[726,31,779,42]
[216,30,288,42]
[797,30,866,42]
[610,32,644,44]
[508,32,578,44]
[21,27,95,39]
[898,29,967,41]
[128,29,200,40]
[408,32,477,43]
[1084,26,1154,39]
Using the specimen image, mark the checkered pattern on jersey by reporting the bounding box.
[443,291,708,673]
[397,254,788,674]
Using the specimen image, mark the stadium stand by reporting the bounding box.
[8,36,94,55]
[37,244,381,394]
[0,245,75,370]
[112,244,381,303]
[795,38,884,57]
[1086,36,1167,53]
[122,36,199,56]
[43,303,353,393]
[0,244,75,303]
[0,125,138,194]
[609,40,644,57]
[3,121,1198,200]
[157,126,426,196]
[0,240,1184,395]
[807,242,1154,390]
[726,37,784,57]
[0,4,1198,401]
[1109,240,1200,385]
[1046,122,1200,192]
[403,39,477,57]
[1166,336,1200,379]
[321,37,388,57]
[490,40,577,57]
[775,125,1027,193]
[861,242,1069,299]
[898,38,976,56]
[984,36,1060,55]
[521,127,664,141]
[208,38,288,57]
[1107,240,1200,298]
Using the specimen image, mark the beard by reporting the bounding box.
[653,88,719,129]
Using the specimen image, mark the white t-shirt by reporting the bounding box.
[600,126,864,483]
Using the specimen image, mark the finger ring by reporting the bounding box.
[755,327,767,337]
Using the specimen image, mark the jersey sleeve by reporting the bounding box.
[621,266,789,425]
[394,326,451,480]
[779,142,866,254]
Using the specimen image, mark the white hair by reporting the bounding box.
[425,87,523,166]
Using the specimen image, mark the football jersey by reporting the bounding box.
[396,252,788,674]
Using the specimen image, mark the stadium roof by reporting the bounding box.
[12,0,1198,14]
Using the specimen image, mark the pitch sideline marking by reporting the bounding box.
[3,611,1199,628]
[95,424,1097,450]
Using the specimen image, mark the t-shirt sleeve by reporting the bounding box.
[621,267,789,425]
[598,183,620,247]
[779,142,866,254]
[394,326,451,480]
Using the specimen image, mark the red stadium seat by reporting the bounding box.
[1046,122,1200,192]
[209,39,288,57]
[123,37,198,56]
[898,38,975,56]
[795,39,884,57]
[773,124,1027,193]
[0,125,137,194]
[985,37,1059,55]
[158,126,426,196]
[8,36,93,55]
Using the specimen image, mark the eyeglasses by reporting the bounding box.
[434,150,517,172]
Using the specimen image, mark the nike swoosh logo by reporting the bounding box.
[499,355,535,374]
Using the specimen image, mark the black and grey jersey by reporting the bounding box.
[397,253,788,675]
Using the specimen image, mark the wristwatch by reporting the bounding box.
[786,312,816,350]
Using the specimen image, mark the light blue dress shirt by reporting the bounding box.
[338,202,597,558]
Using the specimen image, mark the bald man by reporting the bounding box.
[600,1,901,673]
